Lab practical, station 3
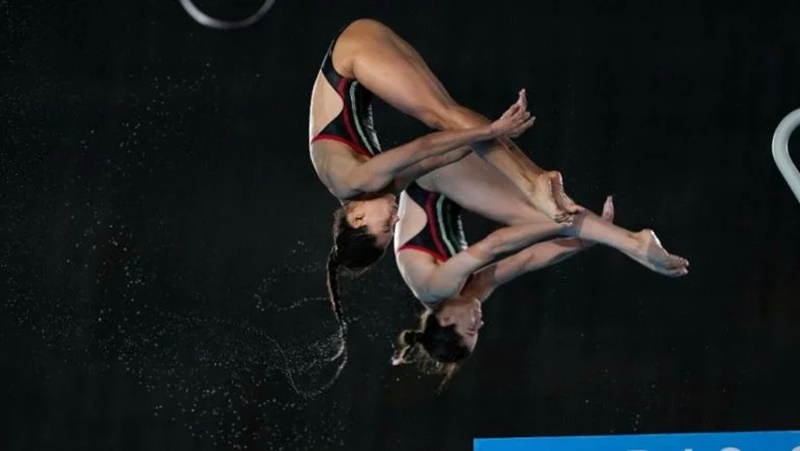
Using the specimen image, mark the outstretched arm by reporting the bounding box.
[390,145,472,192]
[463,197,615,302]
[464,238,585,302]
[342,100,534,196]
[405,220,564,303]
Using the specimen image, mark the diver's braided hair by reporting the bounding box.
[325,250,345,328]
[325,204,387,349]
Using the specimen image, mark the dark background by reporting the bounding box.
[2,0,799,450]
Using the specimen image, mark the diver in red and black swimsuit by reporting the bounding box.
[395,182,467,263]
[310,29,382,159]
[308,21,536,332]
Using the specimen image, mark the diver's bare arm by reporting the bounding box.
[412,251,489,303]
[345,127,489,194]
[345,100,534,194]
[464,197,614,301]
[418,222,565,302]
[465,238,585,302]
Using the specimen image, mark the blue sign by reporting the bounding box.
[474,430,800,451]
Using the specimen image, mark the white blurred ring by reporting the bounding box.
[179,0,276,29]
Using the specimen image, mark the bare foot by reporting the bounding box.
[628,229,689,277]
[549,172,584,216]
[529,174,568,223]
[530,171,583,224]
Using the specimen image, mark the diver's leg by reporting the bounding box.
[422,153,689,275]
[333,19,579,223]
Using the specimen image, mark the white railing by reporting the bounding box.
[772,108,800,204]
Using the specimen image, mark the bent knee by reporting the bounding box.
[346,18,393,38]
[349,18,388,28]
[340,19,390,52]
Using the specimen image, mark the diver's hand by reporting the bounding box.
[490,89,535,138]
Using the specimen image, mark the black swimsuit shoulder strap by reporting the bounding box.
[404,181,430,207]
[320,26,350,89]
[398,182,465,262]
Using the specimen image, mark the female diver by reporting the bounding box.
[390,180,686,384]
[325,134,689,374]
[309,19,584,297]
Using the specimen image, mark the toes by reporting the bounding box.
[661,266,689,277]
[554,212,573,225]
[668,255,689,268]
[672,255,689,267]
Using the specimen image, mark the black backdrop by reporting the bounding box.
[2,1,799,450]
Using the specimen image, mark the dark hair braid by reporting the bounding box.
[324,204,388,350]
[326,250,344,326]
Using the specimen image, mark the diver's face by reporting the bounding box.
[345,194,399,248]
[437,296,484,351]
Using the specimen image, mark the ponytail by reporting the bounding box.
[325,248,349,366]
[324,204,388,361]
[326,250,344,323]
[391,308,471,392]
